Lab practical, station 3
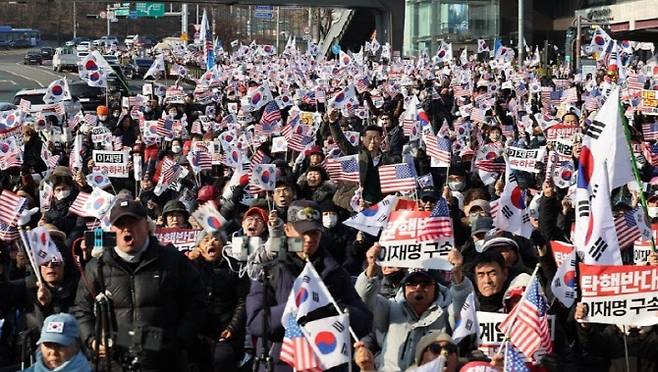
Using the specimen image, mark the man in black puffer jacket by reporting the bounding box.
[73,199,205,372]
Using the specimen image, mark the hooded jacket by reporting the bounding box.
[245,246,372,372]
[354,271,473,371]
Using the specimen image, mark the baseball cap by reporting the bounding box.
[243,206,267,223]
[287,200,323,234]
[401,269,440,287]
[162,200,188,216]
[37,313,80,346]
[464,199,491,216]
[420,187,439,202]
[471,216,494,236]
[110,198,148,224]
[480,236,519,254]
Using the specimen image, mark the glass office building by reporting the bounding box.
[404,0,501,56]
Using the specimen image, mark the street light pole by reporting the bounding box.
[106,3,110,37]
[517,0,524,63]
[73,1,77,38]
[575,15,582,71]
[276,6,280,52]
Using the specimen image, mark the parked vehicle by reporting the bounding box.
[52,47,78,72]
[23,51,42,65]
[66,36,90,48]
[40,46,54,60]
[93,36,119,47]
[76,41,91,52]
[12,88,81,115]
[124,34,139,47]
[123,57,154,79]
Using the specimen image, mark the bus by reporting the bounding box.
[0,25,41,48]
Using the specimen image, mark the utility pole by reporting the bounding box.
[72,1,77,38]
[276,6,281,52]
[196,4,200,25]
[106,3,110,37]
[575,16,582,71]
[517,0,524,63]
[181,3,188,42]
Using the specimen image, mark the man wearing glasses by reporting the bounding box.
[353,244,472,371]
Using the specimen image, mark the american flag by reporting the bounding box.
[258,101,281,135]
[402,118,419,138]
[627,73,646,92]
[540,87,553,107]
[250,149,270,169]
[642,122,658,141]
[417,197,453,241]
[43,103,65,116]
[642,142,658,166]
[161,157,182,186]
[0,151,22,170]
[378,163,416,193]
[18,98,31,113]
[0,190,26,226]
[499,275,552,361]
[475,159,506,173]
[424,130,452,165]
[562,87,579,104]
[189,149,213,172]
[504,343,529,372]
[279,313,322,372]
[614,208,642,248]
[84,113,98,126]
[470,107,486,123]
[324,155,360,183]
[553,79,570,90]
[46,154,60,168]
[583,94,600,112]
[0,220,18,241]
[549,90,563,106]
[453,85,472,97]
[69,192,91,217]
[315,88,326,103]
[354,75,370,93]
[156,117,174,138]
[68,111,84,129]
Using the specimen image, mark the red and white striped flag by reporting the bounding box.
[0,151,22,170]
[323,155,360,183]
[423,129,451,165]
[499,273,552,361]
[18,98,31,113]
[417,197,454,241]
[614,208,643,249]
[378,163,416,194]
[0,190,26,226]
[280,312,323,372]
[69,192,91,217]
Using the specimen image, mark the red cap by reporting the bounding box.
[243,207,267,223]
[97,105,109,115]
[304,145,323,157]
[198,185,218,202]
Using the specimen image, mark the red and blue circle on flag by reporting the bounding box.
[295,287,308,306]
[314,331,338,354]
[206,216,222,230]
[51,84,63,96]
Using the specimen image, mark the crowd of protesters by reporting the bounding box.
[0,32,657,372]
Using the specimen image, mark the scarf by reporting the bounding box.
[32,350,92,372]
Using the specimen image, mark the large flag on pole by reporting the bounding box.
[200,8,215,70]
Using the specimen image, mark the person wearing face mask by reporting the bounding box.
[96,105,110,127]
[143,98,162,120]
[315,200,356,267]
[246,200,372,372]
[41,168,79,236]
[647,195,658,223]
[166,104,182,120]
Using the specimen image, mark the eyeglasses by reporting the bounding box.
[425,342,457,355]
[42,261,63,268]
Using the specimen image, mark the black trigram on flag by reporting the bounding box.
[522,213,530,224]
[585,120,605,140]
[509,173,518,184]
[311,292,319,302]
[501,205,514,219]
[590,183,599,200]
[302,275,311,283]
[588,237,608,261]
[578,200,590,218]
[332,320,345,333]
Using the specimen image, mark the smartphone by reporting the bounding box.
[84,230,117,250]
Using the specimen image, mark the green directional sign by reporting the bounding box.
[136,2,165,18]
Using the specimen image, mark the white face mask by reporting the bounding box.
[649,207,658,218]
[322,214,338,229]
[54,189,71,201]
[169,111,177,117]
[448,181,465,191]
[171,146,181,154]
[474,239,485,253]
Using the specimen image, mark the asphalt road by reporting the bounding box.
[0,48,152,104]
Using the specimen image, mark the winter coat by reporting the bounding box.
[22,350,92,372]
[72,237,205,371]
[23,135,47,174]
[328,120,391,206]
[245,247,372,372]
[42,192,79,236]
[297,180,336,205]
[354,271,473,371]
[194,256,250,345]
[577,324,658,371]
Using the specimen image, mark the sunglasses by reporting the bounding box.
[42,261,63,268]
[405,279,433,288]
[426,342,457,355]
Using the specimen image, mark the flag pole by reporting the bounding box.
[620,102,657,253]
[18,227,43,286]
[495,264,541,357]
[306,261,360,343]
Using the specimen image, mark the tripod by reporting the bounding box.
[94,291,115,372]
[252,262,275,372]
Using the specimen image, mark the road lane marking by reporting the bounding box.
[0,79,17,85]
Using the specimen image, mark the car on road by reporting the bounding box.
[0,102,16,111]
[93,36,119,48]
[53,47,78,72]
[40,46,54,60]
[66,37,90,48]
[68,80,105,112]
[103,54,119,65]
[12,88,81,115]
[23,51,42,65]
[123,57,154,79]
[76,41,91,52]
[0,40,14,49]
[124,34,139,47]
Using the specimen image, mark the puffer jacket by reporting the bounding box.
[297,180,336,204]
[72,238,205,371]
[194,256,250,344]
[354,271,473,371]
[42,192,79,236]
[245,246,372,372]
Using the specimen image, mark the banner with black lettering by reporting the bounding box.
[155,227,203,252]
[477,311,555,360]
[92,150,129,178]
[507,146,546,173]
[579,263,658,326]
